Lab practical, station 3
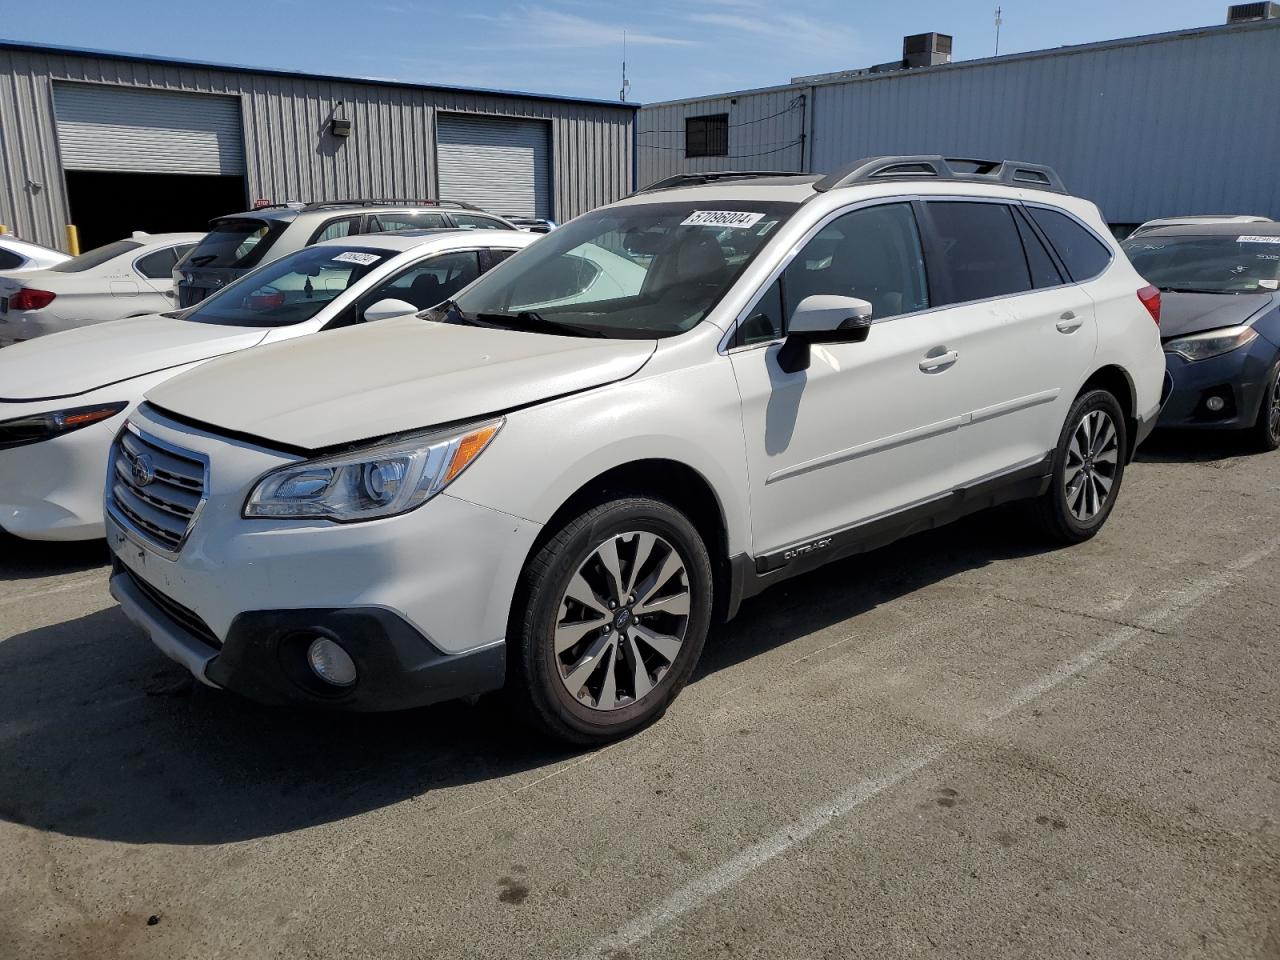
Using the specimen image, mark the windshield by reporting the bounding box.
[183,218,282,270]
[443,200,797,338]
[50,240,143,273]
[179,245,395,328]
[1123,234,1280,294]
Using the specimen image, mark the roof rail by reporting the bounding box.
[815,156,1067,194]
[636,170,813,194]
[299,198,486,211]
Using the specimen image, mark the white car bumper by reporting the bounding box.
[106,405,542,709]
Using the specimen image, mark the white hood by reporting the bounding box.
[0,315,269,401]
[145,315,657,449]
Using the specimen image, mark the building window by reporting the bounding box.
[686,114,728,158]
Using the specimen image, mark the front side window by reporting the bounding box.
[686,114,729,158]
[927,201,1032,304]
[1027,207,1112,282]
[50,239,142,273]
[1121,234,1280,294]
[372,251,481,311]
[179,245,394,328]
[183,219,281,270]
[452,213,508,231]
[444,201,796,339]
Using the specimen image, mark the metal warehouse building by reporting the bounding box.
[638,17,1280,233]
[0,40,637,250]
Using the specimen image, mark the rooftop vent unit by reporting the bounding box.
[903,32,953,69]
[1227,2,1280,21]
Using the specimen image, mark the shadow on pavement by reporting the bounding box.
[1135,428,1262,464]
[0,511,1049,846]
[0,532,109,583]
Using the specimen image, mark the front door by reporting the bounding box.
[729,201,965,560]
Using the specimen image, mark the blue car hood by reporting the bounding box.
[1159,291,1276,339]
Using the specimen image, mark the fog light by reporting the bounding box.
[1205,396,1226,412]
[306,637,357,687]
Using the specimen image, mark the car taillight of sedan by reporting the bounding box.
[10,288,57,311]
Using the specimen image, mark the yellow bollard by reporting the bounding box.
[0,224,8,235]
[65,224,80,256]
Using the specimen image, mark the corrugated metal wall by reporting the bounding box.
[638,20,1280,225]
[0,46,635,249]
[636,87,807,186]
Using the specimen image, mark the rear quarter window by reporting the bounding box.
[1027,207,1113,282]
[0,249,25,270]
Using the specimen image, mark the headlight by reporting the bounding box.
[0,402,128,451]
[244,419,502,522]
[1163,325,1258,362]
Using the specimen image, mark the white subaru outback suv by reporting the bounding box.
[105,156,1166,744]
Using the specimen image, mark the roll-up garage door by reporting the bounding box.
[436,114,551,219]
[53,83,245,176]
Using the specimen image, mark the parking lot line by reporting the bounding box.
[576,535,1280,960]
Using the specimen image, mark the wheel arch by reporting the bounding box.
[516,458,737,627]
[1079,364,1138,461]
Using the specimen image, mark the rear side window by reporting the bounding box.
[135,247,179,279]
[311,217,361,244]
[51,239,143,273]
[1027,208,1113,282]
[0,249,24,269]
[452,213,508,231]
[926,202,1032,303]
[184,219,281,270]
[371,212,450,232]
[1013,210,1064,288]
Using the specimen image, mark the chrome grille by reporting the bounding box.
[109,427,208,555]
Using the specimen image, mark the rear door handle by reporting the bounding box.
[919,349,959,373]
[1055,311,1083,333]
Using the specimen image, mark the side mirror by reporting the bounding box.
[777,295,874,373]
[363,298,419,322]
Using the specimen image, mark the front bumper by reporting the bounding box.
[1157,335,1278,431]
[110,562,506,710]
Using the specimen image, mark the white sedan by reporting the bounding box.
[0,232,202,345]
[0,236,70,274]
[0,228,537,541]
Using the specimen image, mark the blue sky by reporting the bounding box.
[6,1,1226,102]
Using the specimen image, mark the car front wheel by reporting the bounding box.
[1250,360,1280,452]
[509,496,713,744]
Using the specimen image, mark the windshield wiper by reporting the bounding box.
[473,311,605,338]
[1158,285,1235,295]
[186,254,220,267]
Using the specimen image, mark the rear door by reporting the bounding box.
[920,199,1098,485]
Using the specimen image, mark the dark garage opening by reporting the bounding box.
[64,170,247,251]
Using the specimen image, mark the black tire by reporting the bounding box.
[508,496,713,745]
[1030,388,1129,544]
[1249,360,1280,453]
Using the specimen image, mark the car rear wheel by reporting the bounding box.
[509,496,713,745]
[1249,360,1280,452]
[1030,388,1128,544]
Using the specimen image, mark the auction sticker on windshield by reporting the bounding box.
[332,251,383,265]
[682,211,766,229]
[1237,236,1280,245]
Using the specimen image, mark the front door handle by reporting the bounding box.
[919,349,959,373]
[1055,311,1083,333]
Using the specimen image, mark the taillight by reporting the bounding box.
[247,290,286,311]
[10,288,56,311]
[1137,285,1161,326]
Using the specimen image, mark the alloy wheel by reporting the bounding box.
[1269,372,1280,443]
[1063,409,1120,522]
[554,531,691,712]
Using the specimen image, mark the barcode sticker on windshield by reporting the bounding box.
[1237,235,1280,244]
[681,210,766,229]
[332,251,383,265]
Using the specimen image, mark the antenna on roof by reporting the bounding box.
[994,6,1004,56]
[619,30,631,102]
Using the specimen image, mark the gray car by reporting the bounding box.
[175,199,515,306]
